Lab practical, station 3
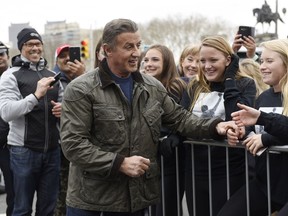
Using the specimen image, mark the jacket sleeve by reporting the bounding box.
[0,68,38,122]
[161,93,224,140]
[257,111,288,141]
[224,78,256,120]
[261,132,287,147]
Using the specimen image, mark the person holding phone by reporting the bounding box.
[53,44,86,216]
[0,27,62,216]
[53,45,85,88]
[232,27,259,61]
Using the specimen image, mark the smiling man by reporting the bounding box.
[60,18,241,216]
[0,28,62,216]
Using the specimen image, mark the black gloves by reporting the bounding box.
[224,54,239,80]
[159,134,180,158]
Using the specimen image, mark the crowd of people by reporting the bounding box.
[0,18,287,216]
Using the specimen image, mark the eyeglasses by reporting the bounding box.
[24,42,42,48]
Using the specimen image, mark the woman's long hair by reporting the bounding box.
[239,58,269,97]
[260,39,288,115]
[145,44,187,102]
[188,35,249,110]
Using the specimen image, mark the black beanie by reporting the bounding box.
[17,28,43,51]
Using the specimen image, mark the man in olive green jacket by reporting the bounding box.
[60,19,241,216]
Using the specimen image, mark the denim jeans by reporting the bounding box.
[67,206,148,216]
[9,146,60,216]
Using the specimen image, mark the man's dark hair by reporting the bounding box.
[102,19,138,48]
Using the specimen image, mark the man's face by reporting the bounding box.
[104,31,141,77]
[0,51,9,75]
[56,48,70,73]
[21,39,43,64]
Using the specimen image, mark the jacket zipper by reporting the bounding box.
[36,65,49,153]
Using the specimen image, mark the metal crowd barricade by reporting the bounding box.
[185,139,250,216]
[185,140,288,216]
[149,139,288,216]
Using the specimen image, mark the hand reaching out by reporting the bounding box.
[231,103,260,127]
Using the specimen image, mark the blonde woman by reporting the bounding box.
[178,44,200,81]
[219,39,288,216]
[240,58,269,97]
[183,35,256,216]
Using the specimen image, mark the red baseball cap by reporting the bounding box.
[55,44,70,58]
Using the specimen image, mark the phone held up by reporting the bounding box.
[69,46,81,62]
[49,72,61,87]
[238,26,255,39]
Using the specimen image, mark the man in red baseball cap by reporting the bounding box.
[53,44,85,216]
[53,44,85,89]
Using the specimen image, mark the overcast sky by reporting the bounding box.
[1,0,287,44]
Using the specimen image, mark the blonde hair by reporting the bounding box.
[239,58,269,97]
[178,44,200,77]
[188,35,249,110]
[260,39,288,115]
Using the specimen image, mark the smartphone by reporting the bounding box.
[49,72,61,87]
[69,46,81,62]
[238,26,255,39]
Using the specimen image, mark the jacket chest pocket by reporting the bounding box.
[143,101,163,143]
[93,106,126,144]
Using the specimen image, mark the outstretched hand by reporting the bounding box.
[231,103,260,127]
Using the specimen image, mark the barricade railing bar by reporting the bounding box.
[149,139,288,216]
[184,139,288,216]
